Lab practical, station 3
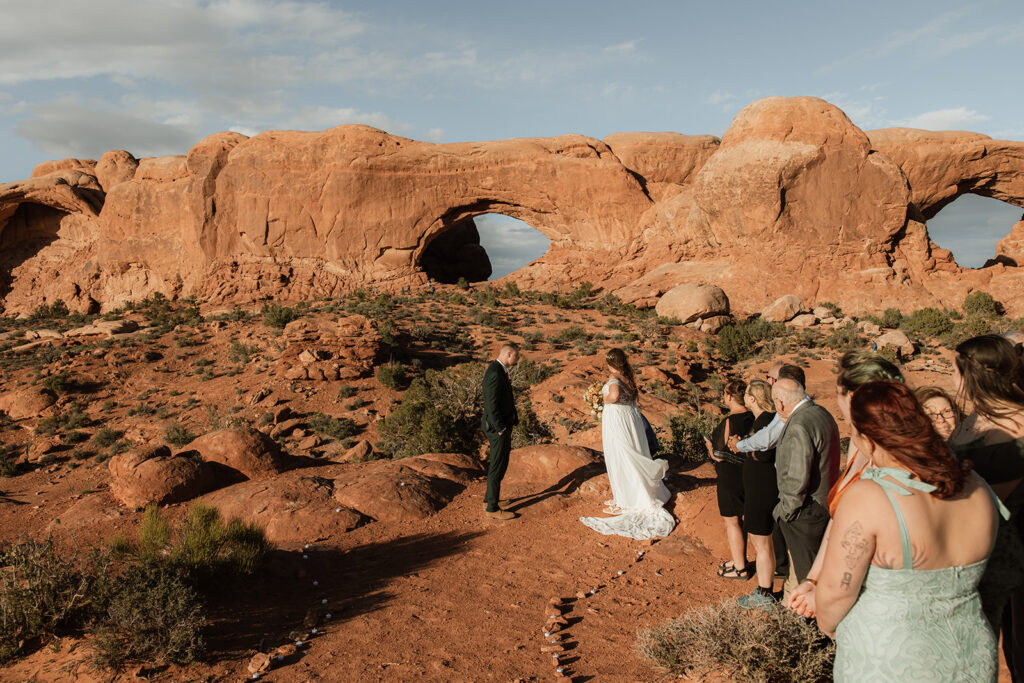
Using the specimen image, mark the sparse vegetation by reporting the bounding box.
[164,422,197,448]
[901,307,954,339]
[638,600,835,682]
[260,302,299,329]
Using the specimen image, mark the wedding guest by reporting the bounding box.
[788,351,903,617]
[950,334,1024,680]
[915,385,961,441]
[707,380,754,579]
[771,378,840,598]
[481,342,520,520]
[736,379,780,608]
[816,381,999,682]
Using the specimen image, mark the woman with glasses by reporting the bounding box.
[915,386,960,441]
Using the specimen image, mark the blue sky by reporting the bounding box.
[2,0,1022,272]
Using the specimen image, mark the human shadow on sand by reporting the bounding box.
[504,462,606,513]
[204,530,483,659]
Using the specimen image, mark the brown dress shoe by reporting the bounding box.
[485,509,515,520]
[482,500,508,511]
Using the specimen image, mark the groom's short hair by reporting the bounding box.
[499,342,519,355]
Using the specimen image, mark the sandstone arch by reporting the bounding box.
[2,97,1024,315]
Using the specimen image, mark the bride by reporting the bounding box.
[580,348,675,540]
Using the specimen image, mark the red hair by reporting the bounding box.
[850,380,970,498]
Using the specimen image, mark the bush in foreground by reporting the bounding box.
[637,599,835,682]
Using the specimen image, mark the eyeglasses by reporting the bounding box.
[924,408,956,421]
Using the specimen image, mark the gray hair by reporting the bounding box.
[772,378,807,405]
[1002,330,1024,345]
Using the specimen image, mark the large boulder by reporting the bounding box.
[503,445,602,489]
[654,284,729,323]
[200,472,365,544]
[332,462,462,522]
[876,329,915,358]
[108,446,216,509]
[0,386,56,420]
[762,295,804,322]
[185,427,287,481]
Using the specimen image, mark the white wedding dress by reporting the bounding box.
[580,379,675,540]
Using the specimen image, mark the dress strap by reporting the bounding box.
[860,467,936,570]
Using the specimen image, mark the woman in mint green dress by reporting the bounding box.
[816,381,1001,682]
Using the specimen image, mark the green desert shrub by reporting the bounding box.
[510,358,555,386]
[376,362,408,389]
[901,307,954,339]
[90,563,204,670]
[0,540,110,664]
[164,423,197,448]
[962,290,1001,318]
[637,599,835,682]
[308,413,358,441]
[715,318,787,362]
[260,302,298,329]
[0,445,18,477]
[667,412,717,464]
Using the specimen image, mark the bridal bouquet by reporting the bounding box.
[583,382,604,421]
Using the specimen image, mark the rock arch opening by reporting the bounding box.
[419,213,551,284]
[0,202,67,297]
[925,194,1024,268]
[475,214,550,280]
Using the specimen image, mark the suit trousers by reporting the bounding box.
[777,500,829,584]
[484,428,512,511]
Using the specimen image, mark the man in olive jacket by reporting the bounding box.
[481,343,519,520]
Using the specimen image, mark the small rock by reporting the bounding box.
[248,653,271,674]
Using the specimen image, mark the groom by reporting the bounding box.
[481,342,519,520]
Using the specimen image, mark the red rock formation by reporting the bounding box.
[2,96,1024,315]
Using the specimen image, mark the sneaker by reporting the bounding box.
[737,588,777,611]
[485,509,515,520]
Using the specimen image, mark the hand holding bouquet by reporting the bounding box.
[583,382,604,421]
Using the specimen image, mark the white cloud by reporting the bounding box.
[425,128,445,142]
[279,106,411,134]
[902,107,990,131]
[14,99,196,158]
[228,125,260,138]
[705,91,735,106]
[604,40,638,54]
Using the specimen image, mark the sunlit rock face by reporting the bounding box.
[2,97,1023,315]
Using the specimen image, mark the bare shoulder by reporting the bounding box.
[833,479,889,525]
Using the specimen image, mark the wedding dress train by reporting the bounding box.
[580,379,675,540]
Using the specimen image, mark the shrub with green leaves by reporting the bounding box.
[667,412,717,464]
[308,413,358,441]
[638,599,834,682]
[39,372,69,395]
[0,540,110,664]
[0,444,18,477]
[715,318,786,362]
[962,291,1001,318]
[164,423,197,448]
[376,362,408,389]
[90,563,204,670]
[260,302,298,329]
[901,307,954,339]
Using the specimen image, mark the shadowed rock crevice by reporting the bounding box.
[0,202,69,298]
[419,216,491,283]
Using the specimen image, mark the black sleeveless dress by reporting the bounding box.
[742,411,779,536]
[712,411,754,517]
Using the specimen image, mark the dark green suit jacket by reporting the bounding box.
[482,360,517,436]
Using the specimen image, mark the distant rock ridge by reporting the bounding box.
[1,96,1023,315]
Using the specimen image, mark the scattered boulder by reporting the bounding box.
[108,446,217,509]
[200,472,365,544]
[330,439,372,463]
[64,319,139,338]
[48,492,123,532]
[25,437,58,464]
[790,313,818,327]
[0,386,57,420]
[186,427,288,481]
[812,306,832,319]
[654,284,729,324]
[876,329,916,358]
[699,315,731,334]
[503,445,603,489]
[857,320,882,335]
[761,295,804,322]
